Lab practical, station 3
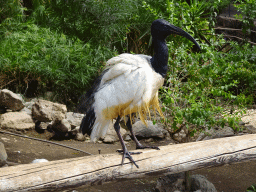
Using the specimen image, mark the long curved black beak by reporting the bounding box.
[168,24,201,51]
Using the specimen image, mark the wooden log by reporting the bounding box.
[0,134,256,192]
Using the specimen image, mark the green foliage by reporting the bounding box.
[0,23,115,105]
[160,41,255,131]
[141,0,254,132]
[28,0,145,50]
[142,0,231,45]
[0,0,25,23]
[234,0,256,34]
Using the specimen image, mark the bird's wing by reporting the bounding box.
[106,53,150,68]
[101,53,152,86]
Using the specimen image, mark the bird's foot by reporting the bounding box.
[116,149,142,168]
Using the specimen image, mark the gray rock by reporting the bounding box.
[245,125,256,134]
[32,99,67,122]
[191,174,217,192]
[196,128,214,141]
[103,126,127,143]
[52,119,71,133]
[0,89,25,111]
[155,172,185,192]
[66,112,85,129]
[132,120,167,139]
[0,142,7,167]
[197,126,235,141]
[213,126,235,138]
[156,173,216,192]
[0,112,34,130]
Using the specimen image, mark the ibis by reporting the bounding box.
[78,19,201,168]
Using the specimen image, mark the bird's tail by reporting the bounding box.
[80,107,96,136]
[80,107,113,142]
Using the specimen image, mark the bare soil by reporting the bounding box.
[0,129,256,192]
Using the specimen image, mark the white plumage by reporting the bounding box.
[91,53,164,141]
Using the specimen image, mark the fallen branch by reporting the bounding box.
[0,134,255,192]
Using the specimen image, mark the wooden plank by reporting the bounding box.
[0,134,256,192]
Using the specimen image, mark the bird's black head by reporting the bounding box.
[151,19,201,51]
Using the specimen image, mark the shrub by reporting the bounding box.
[0,23,115,106]
[0,0,25,23]
[160,41,255,133]
[234,0,256,34]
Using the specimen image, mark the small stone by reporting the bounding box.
[75,133,86,141]
[52,119,71,133]
[173,129,187,143]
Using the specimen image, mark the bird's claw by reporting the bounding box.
[116,149,141,168]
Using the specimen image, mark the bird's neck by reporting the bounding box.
[150,38,168,78]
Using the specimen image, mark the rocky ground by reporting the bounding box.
[0,88,256,192]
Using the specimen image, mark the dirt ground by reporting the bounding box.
[0,129,255,192]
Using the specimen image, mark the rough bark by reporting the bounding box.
[0,134,256,192]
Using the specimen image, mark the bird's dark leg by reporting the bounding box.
[114,116,141,168]
[127,116,160,150]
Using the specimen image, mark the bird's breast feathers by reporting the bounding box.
[94,53,164,124]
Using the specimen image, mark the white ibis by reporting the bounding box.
[78,19,201,168]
